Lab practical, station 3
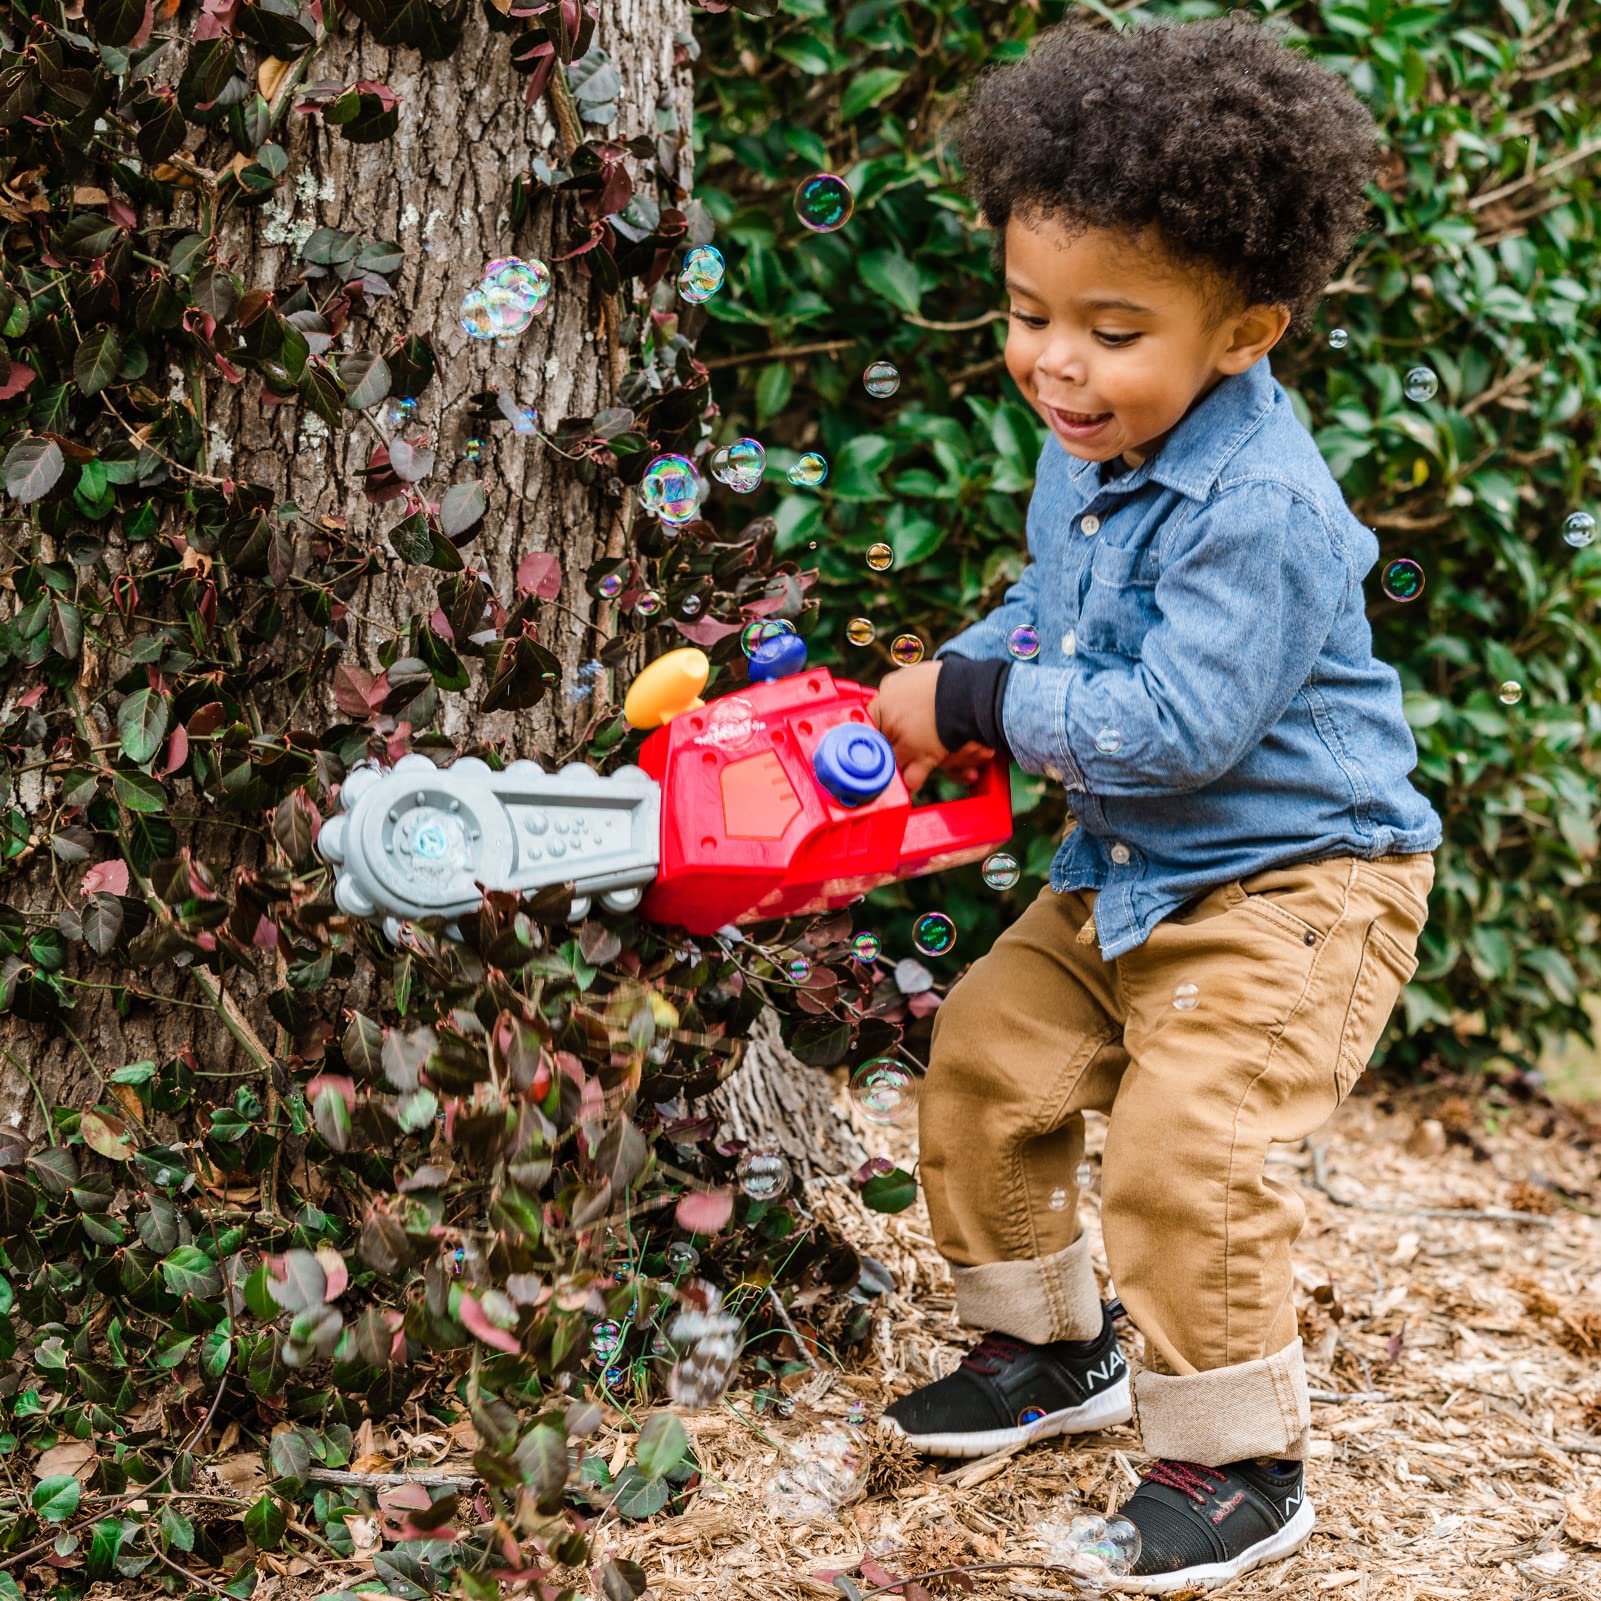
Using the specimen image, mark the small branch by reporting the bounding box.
[1467,133,1601,211]
[902,308,1004,333]
[304,1467,479,1489]
[767,1285,820,1373]
[699,338,856,373]
[1308,1388,1392,1404]
[1307,1143,1558,1227]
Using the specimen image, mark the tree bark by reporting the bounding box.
[1,5,694,1125]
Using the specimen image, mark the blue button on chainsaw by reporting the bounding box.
[748,632,809,682]
[813,724,896,807]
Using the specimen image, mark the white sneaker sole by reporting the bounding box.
[877,1375,1133,1458]
[1099,1497,1316,1593]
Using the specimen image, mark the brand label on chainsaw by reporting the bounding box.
[693,696,764,753]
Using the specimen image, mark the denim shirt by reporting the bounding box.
[938,355,1443,961]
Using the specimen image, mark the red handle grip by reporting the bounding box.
[896,753,1013,879]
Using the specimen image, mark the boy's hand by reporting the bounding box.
[867,663,994,794]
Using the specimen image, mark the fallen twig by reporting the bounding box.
[1307,1143,1559,1226]
[304,1466,479,1488]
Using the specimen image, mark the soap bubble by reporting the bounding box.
[639,453,702,524]
[677,244,725,304]
[1048,1187,1068,1211]
[1329,328,1349,350]
[766,1427,869,1521]
[846,617,875,646]
[598,572,624,599]
[711,437,765,493]
[1058,1513,1142,1580]
[787,955,812,982]
[1007,624,1040,660]
[866,542,893,571]
[787,452,828,487]
[384,395,418,429]
[794,173,854,233]
[665,1242,700,1273]
[1076,1161,1094,1190]
[1172,982,1199,1011]
[850,1059,918,1126]
[590,1320,622,1358]
[1498,680,1523,704]
[1381,558,1425,602]
[1094,727,1123,755]
[511,404,539,436]
[736,1149,791,1201]
[680,593,702,616]
[601,1365,626,1389]
[1564,511,1595,548]
[890,634,924,666]
[982,851,1019,890]
[740,617,795,657]
[461,437,484,463]
[851,931,881,962]
[634,591,663,617]
[913,911,956,956]
[863,359,900,398]
[460,285,494,341]
[1018,1406,1048,1427]
[1404,365,1439,402]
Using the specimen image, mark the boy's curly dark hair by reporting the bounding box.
[951,13,1379,336]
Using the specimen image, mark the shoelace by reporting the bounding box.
[1141,1459,1229,1504]
[959,1333,1030,1376]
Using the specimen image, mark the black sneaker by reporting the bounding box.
[1105,1457,1314,1593]
[879,1305,1131,1458]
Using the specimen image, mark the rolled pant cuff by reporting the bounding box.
[1134,1337,1312,1465]
[951,1233,1104,1344]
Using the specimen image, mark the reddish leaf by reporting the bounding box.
[457,1292,521,1354]
[674,1188,733,1236]
[80,860,129,898]
[161,723,189,776]
[674,616,744,647]
[516,550,562,599]
[332,664,380,717]
[0,362,36,401]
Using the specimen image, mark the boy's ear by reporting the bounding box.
[1221,303,1292,371]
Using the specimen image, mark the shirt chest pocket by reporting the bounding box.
[1076,541,1160,657]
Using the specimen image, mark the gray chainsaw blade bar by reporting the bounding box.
[317,753,660,936]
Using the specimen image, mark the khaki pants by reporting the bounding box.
[920,853,1434,1465]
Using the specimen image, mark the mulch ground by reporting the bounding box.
[606,1074,1601,1600]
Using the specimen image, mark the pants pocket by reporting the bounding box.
[1335,920,1420,1098]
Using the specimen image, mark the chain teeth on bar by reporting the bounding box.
[318,755,660,933]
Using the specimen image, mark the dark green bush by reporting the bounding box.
[693,0,1601,1074]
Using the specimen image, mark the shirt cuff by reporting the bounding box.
[935,655,1013,757]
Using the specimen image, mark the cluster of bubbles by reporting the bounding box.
[678,244,726,304]
[1173,982,1200,1011]
[851,931,881,961]
[863,359,900,397]
[794,173,855,233]
[849,1059,918,1125]
[913,911,956,957]
[1007,624,1040,660]
[741,617,794,656]
[866,542,893,571]
[710,437,766,493]
[766,1426,870,1522]
[787,451,829,487]
[639,453,703,525]
[736,1148,792,1201]
[461,256,552,342]
[846,617,875,646]
[1041,1512,1143,1582]
[1404,366,1439,403]
[1381,557,1425,602]
[664,1283,743,1410]
[890,633,924,665]
[982,851,1019,890]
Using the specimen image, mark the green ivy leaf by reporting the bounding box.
[32,1475,82,1523]
[840,67,906,122]
[634,1414,688,1480]
[117,688,170,764]
[243,1491,287,1549]
[161,1244,223,1300]
[73,328,124,397]
[862,1167,918,1214]
[4,437,65,503]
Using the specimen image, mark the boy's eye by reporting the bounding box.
[1008,310,1048,329]
[1098,332,1140,347]
[1006,311,1141,347]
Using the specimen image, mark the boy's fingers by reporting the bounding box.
[866,695,884,730]
[902,757,935,795]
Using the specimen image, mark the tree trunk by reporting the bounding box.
[0,6,702,1125]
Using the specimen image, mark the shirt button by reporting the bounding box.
[1080,514,1101,536]
[1110,842,1131,865]
[1061,629,1076,657]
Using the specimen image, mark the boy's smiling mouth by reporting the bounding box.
[1045,404,1114,438]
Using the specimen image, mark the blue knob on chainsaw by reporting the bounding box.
[748,631,808,682]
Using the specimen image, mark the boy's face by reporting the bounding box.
[1002,214,1289,466]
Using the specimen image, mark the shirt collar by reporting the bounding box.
[1058,354,1278,503]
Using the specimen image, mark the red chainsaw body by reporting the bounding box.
[636,665,1012,934]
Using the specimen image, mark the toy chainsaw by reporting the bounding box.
[316,634,1012,940]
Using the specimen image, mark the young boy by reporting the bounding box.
[869,15,1442,1592]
